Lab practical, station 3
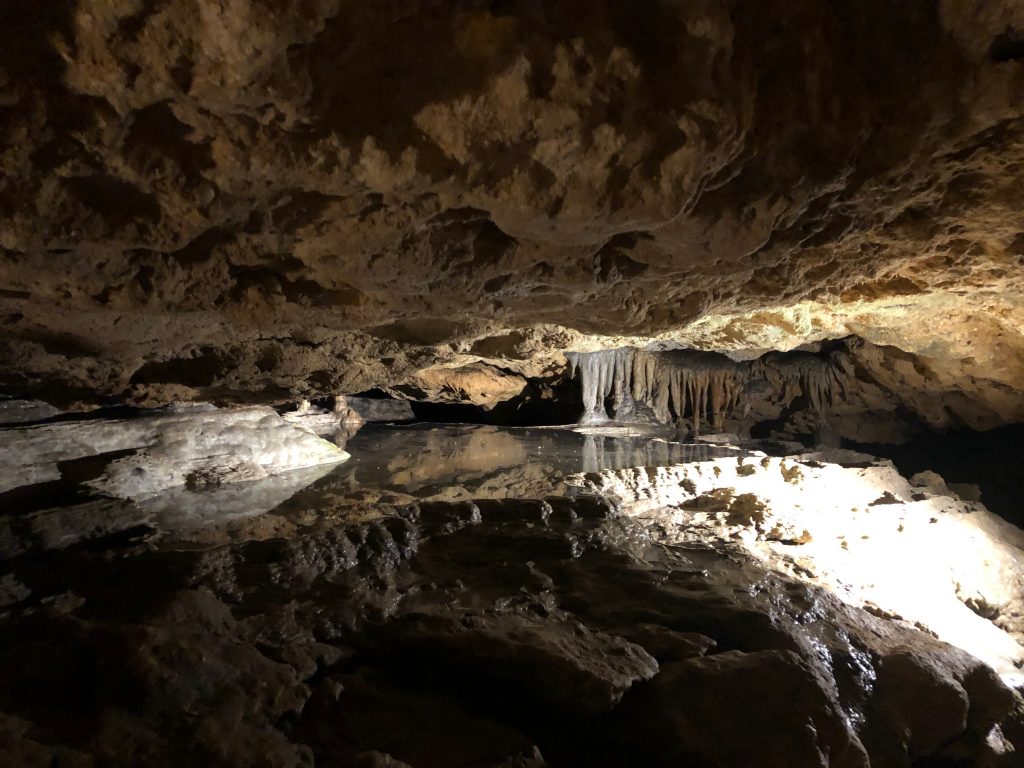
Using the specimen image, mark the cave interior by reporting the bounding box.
[2,2,1024,767]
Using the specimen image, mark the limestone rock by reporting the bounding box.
[296,670,544,767]
[376,611,659,715]
[0,398,60,425]
[343,396,415,423]
[0,406,348,499]
[570,452,1024,683]
[0,460,1018,766]
[0,1,1021,422]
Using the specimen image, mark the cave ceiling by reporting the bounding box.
[0,0,1023,411]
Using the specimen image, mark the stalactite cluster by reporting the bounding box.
[752,351,850,419]
[567,348,746,432]
[567,346,850,431]
[567,350,631,425]
[639,351,746,432]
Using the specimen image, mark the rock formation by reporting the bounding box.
[2,4,1024,765]
[0,0,1021,426]
[564,340,878,439]
[0,405,348,497]
[572,450,1024,683]
[2,455,1021,767]
[568,347,747,431]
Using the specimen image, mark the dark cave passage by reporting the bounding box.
[852,423,1024,528]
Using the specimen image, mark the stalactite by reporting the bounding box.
[751,351,849,422]
[647,351,746,433]
[565,350,634,428]
[568,348,747,431]
[568,345,850,430]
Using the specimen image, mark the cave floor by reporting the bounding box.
[1,423,1022,766]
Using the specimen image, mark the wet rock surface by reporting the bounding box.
[2,438,1022,767]
[2,2,1024,762]
[0,405,349,498]
[573,449,1024,684]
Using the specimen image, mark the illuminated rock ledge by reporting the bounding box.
[571,448,1024,685]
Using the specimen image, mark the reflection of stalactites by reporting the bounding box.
[581,433,601,474]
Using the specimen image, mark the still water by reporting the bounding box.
[325,423,740,498]
[0,422,741,550]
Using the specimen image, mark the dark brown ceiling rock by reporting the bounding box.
[0,1,1022,414]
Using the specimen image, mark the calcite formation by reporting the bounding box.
[566,342,872,439]
[0,405,348,497]
[572,451,1024,684]
[0,1,1021,424]
[568,347,748,430]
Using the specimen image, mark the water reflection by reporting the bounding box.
[0,424,742,554]
[579,433,732,475]
[320,423,739,499]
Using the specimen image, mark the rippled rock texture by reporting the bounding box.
[0,1,1022,416]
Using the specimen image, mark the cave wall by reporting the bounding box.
[0,1,1022,417]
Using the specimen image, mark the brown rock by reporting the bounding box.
[0,1,1021,423]
[616,649,869,768]
[296,671,544,768]
[377,611,659,715]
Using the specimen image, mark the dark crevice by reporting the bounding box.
[990,30,1024,63]
[408,400,490,424]
[851,423,1024,527]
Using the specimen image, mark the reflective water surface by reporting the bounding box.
[2,422,1016,767]
[326,423,741,499]
[0,423,743,552]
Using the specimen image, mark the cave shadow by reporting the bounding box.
[851,423,1024,527]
